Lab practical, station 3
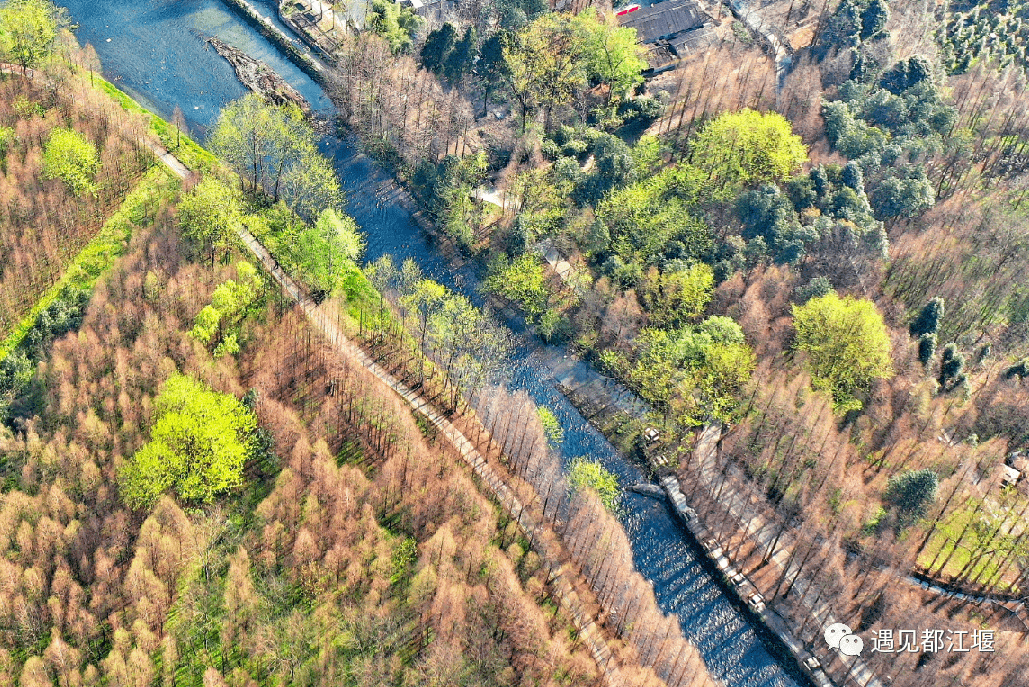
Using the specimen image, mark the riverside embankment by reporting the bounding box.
[61,2,806,685]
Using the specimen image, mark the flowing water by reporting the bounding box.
[59,2,807,685]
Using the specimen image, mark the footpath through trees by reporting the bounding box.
[154,146,639,687]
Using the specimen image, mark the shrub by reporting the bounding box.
[42,127,99,195]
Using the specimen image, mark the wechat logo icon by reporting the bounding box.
[824,623,864,657]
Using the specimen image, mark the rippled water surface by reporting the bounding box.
[60,2,806,684]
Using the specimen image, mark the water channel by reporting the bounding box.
[60,2,806,685]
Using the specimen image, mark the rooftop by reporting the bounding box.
[618,0,710,44]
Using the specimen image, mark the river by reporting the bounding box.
[60,2,806,685]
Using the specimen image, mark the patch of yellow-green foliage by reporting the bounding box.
[792,292,893,412]
[691,108,808,198]
[190,261,264,358]
[568,456,620,512]
[42,127,99,194]
[537,406,564,447]
[119,374,257,510]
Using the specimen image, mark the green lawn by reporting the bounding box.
[918,499,1027,593]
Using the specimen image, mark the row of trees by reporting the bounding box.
[465,387,716,687]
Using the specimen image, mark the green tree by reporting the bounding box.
[291,208,365,296]
[282,149,345,223]
[859,0,889,39]
[177,177,241,261]
[190,262,264,350]
[0,0,63,72]
[494,0,547,29]
[402,279,447,348]
[505,13,587,132]
[42,127,99,195]
[119,375,257,510]
[884,469,938,527]
[569,8,647,106]
[596,168,712,269]
[870,170,935,220]
[420,22,456,74]
[916,333,936,368]
[0,125,14,161]
[792,292,893,411]
[639,263,714,328]
[476,31,510,117]
[690,109,807,197]
[629,317,754,425]
[484,254,549,320]
[568,457,620,512]
[880,55,933,95]
[582,217,610,255]
[368,0,421,55]
[938,342,965,391]
[443,26,476,84]
[537,407,563,446]
[210,94,315,201]
[909,297,944,338]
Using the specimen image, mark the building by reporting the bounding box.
[617,0,717,72]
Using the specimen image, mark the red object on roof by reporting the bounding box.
[616,5,639,15]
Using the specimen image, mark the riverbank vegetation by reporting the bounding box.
[293,0,1029,682]
[0,6,724,685]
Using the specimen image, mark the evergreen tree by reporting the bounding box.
[859,0,890,39]
[909,297,945,337]
[442,26,476,84]
[476,31,509,117]
[938,343,965,391]
[884,469,938,527]
[917,333,936,368]
[420,22,456,74]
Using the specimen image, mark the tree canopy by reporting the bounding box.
[485,254,549,321]
[884,469,938,527]
[293,208,365,297]
[368,0,421,55]
[568,457,620,512]
[691,109,808,197]
[792,292,893,411]
[628,317,754,426]
[41,127,99,195]
[210,94,343,220]
[505,13,588,131]
[119,375,257,510]
[504,10,648,129]
[177,176,241,260]
[0,0,63,71]
[569,9,647,105]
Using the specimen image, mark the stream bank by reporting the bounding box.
[62,1,807,684]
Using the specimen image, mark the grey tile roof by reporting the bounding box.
[618,0,709,44]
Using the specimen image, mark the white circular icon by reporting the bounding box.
[824,623,852,649]
[839,633,864,657]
